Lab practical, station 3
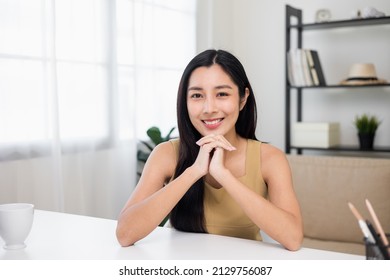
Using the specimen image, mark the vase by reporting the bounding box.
[358,133,375,150]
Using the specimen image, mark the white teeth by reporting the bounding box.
[204,119,222,125]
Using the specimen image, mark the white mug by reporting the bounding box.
[0,203,34,250]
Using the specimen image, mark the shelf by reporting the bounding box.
[291,146,390,153]
[289,16,390,30]
[288,83,390,89]
[285,5,390,156]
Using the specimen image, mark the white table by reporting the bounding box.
[0,210,364,260]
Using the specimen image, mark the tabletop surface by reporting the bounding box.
[0,210,364,260]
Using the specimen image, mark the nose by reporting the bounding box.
[203,95,218,114]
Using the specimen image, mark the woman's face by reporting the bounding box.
[186,64,248,138]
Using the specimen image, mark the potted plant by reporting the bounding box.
[353,114,381,150]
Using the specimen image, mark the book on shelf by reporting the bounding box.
[287,49,305,86]
[305,49,326,86]
[287,48,326,86]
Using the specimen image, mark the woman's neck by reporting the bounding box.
[223,130,243,148]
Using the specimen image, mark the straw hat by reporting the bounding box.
[340,63,387,85]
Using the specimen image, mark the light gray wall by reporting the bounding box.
[197,0,390,154]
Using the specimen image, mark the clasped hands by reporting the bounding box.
[192,134,236,179]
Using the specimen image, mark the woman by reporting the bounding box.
[116,49,303,251]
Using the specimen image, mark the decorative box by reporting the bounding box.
[292,122,340,148]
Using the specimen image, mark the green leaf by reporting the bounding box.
[137,150,150,162]
[354,114,381,134]
[140,140,154,152]
[159,215,169,227]
[146,126,163,145]
[146,126,176,145]
[163,127,176,142]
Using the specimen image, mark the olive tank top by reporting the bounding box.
[170,139,267,241]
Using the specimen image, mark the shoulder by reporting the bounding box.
[150,139,178,163]
[260,142,287,162]
[144,140,178,180]
[259,142,291,179]
[168,138,180,155]
[247,140,286,161]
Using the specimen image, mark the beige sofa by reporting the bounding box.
[287,155,390,256]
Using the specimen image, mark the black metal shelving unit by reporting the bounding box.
[285,5,390,155]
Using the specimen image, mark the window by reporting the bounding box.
[0,0,196,158]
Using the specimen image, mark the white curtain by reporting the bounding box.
[0,0,196,219]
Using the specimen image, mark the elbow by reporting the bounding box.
[284,215,304,251]
[117,236,134,248]
[285,237,303,251]
[284,228,304,251]
[116,223,136,247]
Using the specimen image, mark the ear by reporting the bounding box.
[239,88,250,111]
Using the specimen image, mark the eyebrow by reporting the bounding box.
[188,85,233,91]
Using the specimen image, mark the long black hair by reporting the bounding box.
[169,49,258,233]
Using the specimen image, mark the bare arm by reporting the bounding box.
[209,143,303,251]
[116,142,202,247]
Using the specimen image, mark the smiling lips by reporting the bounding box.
[202,118,223,129]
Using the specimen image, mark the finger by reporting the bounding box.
[197,135,236,151]
[208,140,236,151]
[200,139,236,152]
[196,134,215,145]
[214,135,233,148]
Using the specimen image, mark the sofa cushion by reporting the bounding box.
[287,155,390,245]
[303,237,364,256]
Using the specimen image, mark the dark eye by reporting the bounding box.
[190,93,202,99]
[217,92,229,97]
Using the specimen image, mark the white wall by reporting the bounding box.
[197,0,390,154]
